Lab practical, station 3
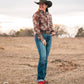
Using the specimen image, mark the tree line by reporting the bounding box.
[0,25,84,37]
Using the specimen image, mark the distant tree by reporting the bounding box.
[16,31,20,36]
[15,28,34,37]
[75,27,84,37]
[53,24,60,36]
[2,33,8,37]
[53,24,67,36]
[9,29,16,37]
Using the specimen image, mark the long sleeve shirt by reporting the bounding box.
[32,10,55,41]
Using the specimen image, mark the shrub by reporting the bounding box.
[75,27,84,37]
[15,28,34,37]
[53,24,67,36]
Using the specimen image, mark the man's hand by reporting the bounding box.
[42,39,47,46]
[50,32,56,36]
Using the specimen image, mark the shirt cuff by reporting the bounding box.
[36,33,45,42]
[51,30,55,33]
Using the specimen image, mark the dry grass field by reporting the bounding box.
[0,36,84,84]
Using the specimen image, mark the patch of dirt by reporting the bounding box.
[0,37,84,84]
[50,59,80,72]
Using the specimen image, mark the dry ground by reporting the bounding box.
[0,36,84,84]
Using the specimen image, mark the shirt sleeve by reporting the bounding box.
[50,14,55,33]
[32,13,45,42]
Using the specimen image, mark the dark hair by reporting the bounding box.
[46,8,48,12]
[37,8,49,12]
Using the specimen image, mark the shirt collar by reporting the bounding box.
[39,10,49,15]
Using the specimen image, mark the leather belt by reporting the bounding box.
[41,30,51,34]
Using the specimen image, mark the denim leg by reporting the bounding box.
[35,34,47,82]
[46,35,52,59]
[44,35,52,79]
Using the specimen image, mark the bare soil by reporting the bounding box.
[0,37,84,84]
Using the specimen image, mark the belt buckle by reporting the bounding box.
[46,31,50,34]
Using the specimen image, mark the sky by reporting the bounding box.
[0,0,84,35]
[0,0,84,18]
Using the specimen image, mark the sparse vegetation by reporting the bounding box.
[53,24,68,36]
[75,27,84,37]
[0,37,84,84]
[0,25,84,38]
[14,28,34,37]
[0,28,34,37]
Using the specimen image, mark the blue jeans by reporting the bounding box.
[35,33,52,82]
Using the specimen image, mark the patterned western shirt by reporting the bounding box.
[32,10,55,41]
